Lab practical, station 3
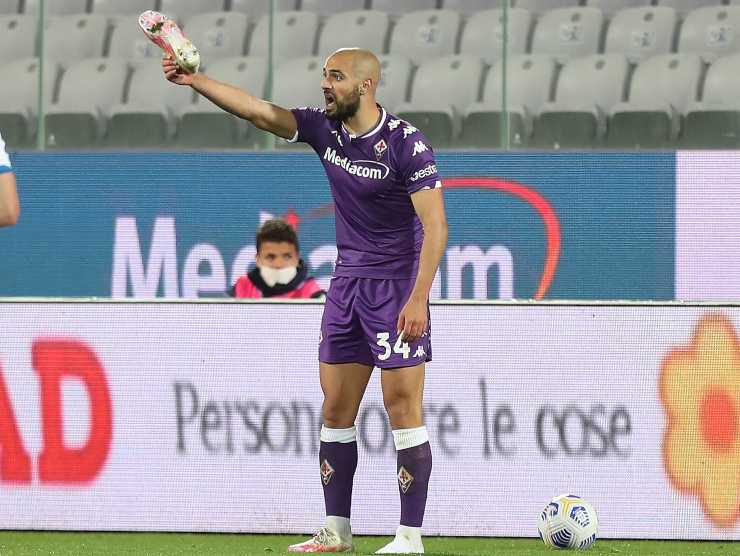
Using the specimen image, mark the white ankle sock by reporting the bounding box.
[392,426,429,450]
[321,425,357,444]
[397,524,422,541]
[326,515,352,540]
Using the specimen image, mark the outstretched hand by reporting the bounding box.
[162,55,195,86]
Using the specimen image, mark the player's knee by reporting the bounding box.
[322,398,355,428]
[383,395,420,427]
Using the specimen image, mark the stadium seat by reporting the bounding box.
[377,55,413,112]
[530,7,604,63]
[460,8,532,65]
[654,1,720,18]
[249,11,319,63]
[45,58,128,148]
[461,54,557,147]
[158,0,225,21]
[441,0,497,15]
[106,59,195,148]
[683,53,740,148]
[24,0,88,15]
[514,0,580,15]
[177,56,267,148]
[43,15,108,68]
[91,0,156,16]
[0,15,36,66]
[107,15,162,63]
[678,6,740,62]
[301,0,365,18]
[272,56,325,110]
[230,0,296,20]
[604,7,677,63]
[318,10,390,59]
[607,53,702,148]
[0,0,18,14]
[389,10,462,66]
[396,55,484,147]
[533,54,629,148]
[0,58,58,147]
[584,0,651,18]
[183,11,249,61]
[370,0,438,19]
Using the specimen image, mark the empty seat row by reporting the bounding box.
[0,1,290,17]
[5,5,740,73]
[0,0,503,18]
[0,56,269,148]
[0,9,467,69]
[423,51,736,149]
[3,49,740,150]
[7,1,740,19]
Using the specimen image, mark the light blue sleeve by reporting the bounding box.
[0,131,12,173]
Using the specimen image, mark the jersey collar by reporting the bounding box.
[341,106,387,141]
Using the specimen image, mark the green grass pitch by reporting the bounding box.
[0,533,734,555]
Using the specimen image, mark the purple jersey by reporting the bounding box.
[289,106,441,279]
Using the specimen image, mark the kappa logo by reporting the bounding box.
[320,459,335,486]
[388,119,402,131]
[374,139,388,160]
[412,141,428,157]
[398,466,414,493]
[403,125,418,139]
[414,346,426,358]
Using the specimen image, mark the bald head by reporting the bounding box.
[322,48,382,122]
[327,48,381,94]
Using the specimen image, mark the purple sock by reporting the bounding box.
[319,434,357,519]
[397,441,433,528]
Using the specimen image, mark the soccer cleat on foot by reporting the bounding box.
[375,526,424,554]
[288,527,353,553]
[138,10,200,74]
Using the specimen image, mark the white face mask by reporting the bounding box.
[259,265,298,287]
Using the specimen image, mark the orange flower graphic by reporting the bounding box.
[660,314,740,528]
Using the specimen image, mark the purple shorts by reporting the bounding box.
[319,276,432,369]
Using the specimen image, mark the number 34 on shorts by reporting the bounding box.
[376,331,428,362]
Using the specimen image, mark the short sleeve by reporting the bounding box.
[0,132,12,174]
[288,107,327,149]
[397,128,441,195]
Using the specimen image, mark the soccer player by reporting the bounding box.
[0,130,20,228]
[230,218,325,299]
[163,48,448,554]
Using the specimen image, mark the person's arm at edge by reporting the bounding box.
[163,56,297,140]
[397,187,448,343]
[0,171,20,227]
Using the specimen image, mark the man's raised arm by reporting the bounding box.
[162,56,297,140]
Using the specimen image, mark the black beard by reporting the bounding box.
[326,90,361,122]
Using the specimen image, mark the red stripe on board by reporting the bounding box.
[442,177,561,300]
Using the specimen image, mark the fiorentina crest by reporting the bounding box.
[397,465,414,493]
[374,139,388,160]
[320,459,335,486]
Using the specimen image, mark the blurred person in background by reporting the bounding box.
[0,130,20,227]
[230,218,325,299]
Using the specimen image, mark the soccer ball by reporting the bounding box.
[538,494,598,550]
